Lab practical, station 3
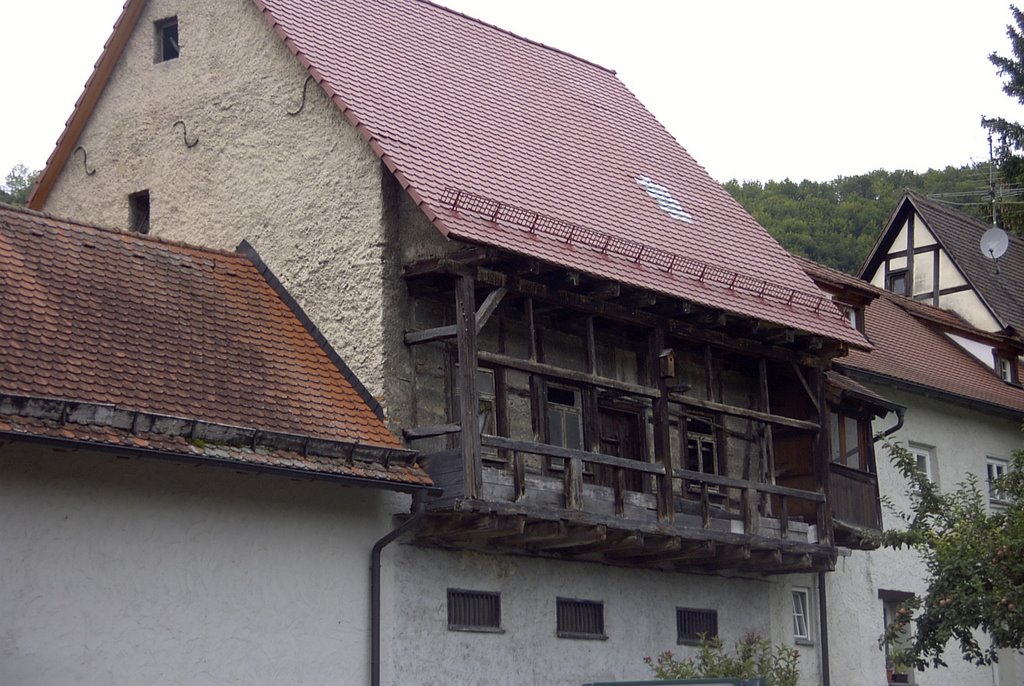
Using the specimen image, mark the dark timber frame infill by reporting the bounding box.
[402,251,881,574]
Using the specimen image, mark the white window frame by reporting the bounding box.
[908,443,936,485]
[792,588,812,644]
[988,457,1009,506]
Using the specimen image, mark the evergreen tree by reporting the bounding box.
[982,4,1024,235]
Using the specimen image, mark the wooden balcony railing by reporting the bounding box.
[480,434,826,543]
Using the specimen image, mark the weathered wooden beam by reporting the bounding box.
[587,282,621,300]
[456,275,482,499]
[418,514,524,541]
[480,435,826,503]
[474,287,507,333]
[650,327,674,523]
[759,359,777,504]
[790,361,820,413]
[701,311,728,328]
[668,393,820,432]
[405,260,837,365]
[481,435,665,475]
[814,367,834,547]
[403,247,493,278]
[476,350,658,400]
[516,520,567,544]
[536,524,607,550]
[671,467,826,501]
[403,423,461,440]
[560,530,644,556]
[405,286,507,345]
[604,535,681,560]
[565,457,584,511]
[512,450,526,501]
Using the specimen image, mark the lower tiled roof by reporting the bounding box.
[0,403,430,489]
[841,294,1024,415]
[0,205,431,488]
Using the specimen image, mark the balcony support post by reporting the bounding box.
[813,366,834,546]
[456,274,482,499]
[649,327,675,523]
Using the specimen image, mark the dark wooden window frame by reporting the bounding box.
[155,16,179,63]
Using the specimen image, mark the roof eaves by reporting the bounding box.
[236,240,389,422]
[28,0,144,209]
[857,192,914,279]
[838,365,1024,420]
[906,192,1010,331]
[0,392,433,492]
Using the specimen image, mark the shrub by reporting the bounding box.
[644,633,800,686]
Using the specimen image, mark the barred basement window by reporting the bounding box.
[447,589,502,632]
[556,598,606,640]
[676,607,718,645]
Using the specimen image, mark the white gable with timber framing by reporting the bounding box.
[865,205,1001,332]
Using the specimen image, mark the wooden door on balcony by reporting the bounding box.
[597,407,648,493]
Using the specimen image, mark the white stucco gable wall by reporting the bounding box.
[42,0,398,404]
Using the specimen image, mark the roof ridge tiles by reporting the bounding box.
[0,203,247,262]
[446,187,844,319]
[411,0,617,75]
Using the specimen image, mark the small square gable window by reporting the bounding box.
[155,17,179,62]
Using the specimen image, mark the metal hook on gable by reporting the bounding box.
[287,75,315,116]
[172,120,199,149]
[73,146,96,176]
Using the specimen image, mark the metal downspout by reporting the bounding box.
[818,571,831,686]
[879,406,905,439]
[371,490,426,686]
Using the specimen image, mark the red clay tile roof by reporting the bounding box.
[840,293,1024,415]
[252,0,867,348]
[31,0,866,349]
[0,204,429,486]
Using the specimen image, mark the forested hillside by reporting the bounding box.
[724,165,995,274]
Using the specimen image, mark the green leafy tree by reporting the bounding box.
[645,633,800,686]
[0,165,40,207]
[877,442,1024,670]
[982,4,1024,236]
[724,166,991,273]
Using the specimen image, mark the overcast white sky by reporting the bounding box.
[1,1,1020,183]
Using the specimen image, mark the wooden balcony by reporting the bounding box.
[416,434,836,574]
[402,256,885,574]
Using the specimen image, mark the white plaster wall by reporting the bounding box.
[913,215,936,248]
[0,442,410,686]
[42,0,404,406]
[389,546,826,686]
[826,384,1023,686]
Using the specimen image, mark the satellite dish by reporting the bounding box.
[981,226,1009,260]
